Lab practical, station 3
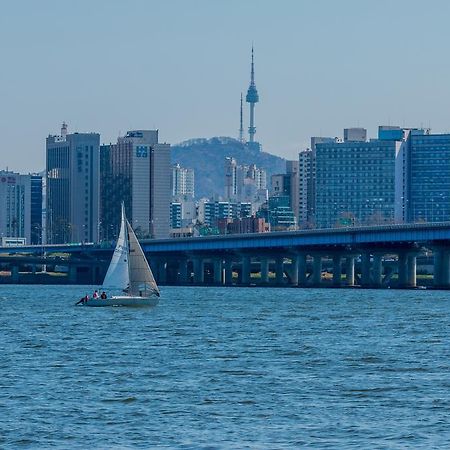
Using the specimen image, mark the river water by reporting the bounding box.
[1,285,450,449]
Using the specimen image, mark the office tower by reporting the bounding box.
[246,46,260,150]
[100,130,171,240]
[298,149,314,227]
[0,171,34,243]
[172,163,195,197]
[315,128,406,228]
[270,161,299,225]
[46,124,100,244]
[408,130,450,223]
[298,137,335,228]
[30,174,43,244]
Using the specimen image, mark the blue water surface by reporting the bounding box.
[1,285,450,449]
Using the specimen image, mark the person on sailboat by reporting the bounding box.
[93,290,99,299]
[100,291,107,299]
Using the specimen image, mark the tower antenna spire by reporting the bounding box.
[246,44,259,146]
[239,93,244,143]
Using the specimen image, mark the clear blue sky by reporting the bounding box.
[1,0,450,172]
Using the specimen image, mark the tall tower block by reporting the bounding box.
[246,46,259,144]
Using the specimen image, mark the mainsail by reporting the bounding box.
[127,222,160,296]
[102,204,130,291]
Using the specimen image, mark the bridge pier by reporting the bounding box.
[360,252,372,287]
[275,257,284,285]
[332,254,342,287]
[241,255,251,285]
[345,256,355,286]
[297,253,307,286]
[433,249,450,288]
[372,254,383,288]
[69,266,77,283]
[158,259,167,285]
[178,259,189,284]
[224,258,233,285]
[193,258,204,284]
[213,259,222,285]
[260,258,269,285]
[11,265,19,283]
[407,255,417,288]
[397,252,408,288]
[312,255,322,286]
[289,255,299,286]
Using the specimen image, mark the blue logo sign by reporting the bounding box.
[136,146,148,158]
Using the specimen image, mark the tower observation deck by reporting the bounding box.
[246,46,259,144]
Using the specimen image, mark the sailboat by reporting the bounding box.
[79,204,160,307]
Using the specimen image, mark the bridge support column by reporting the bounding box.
[241,255,251,285]
[407,255,417,288]
[434,250,450,288]
[69,266,77,283]
[289,255,299,286]
[224,259,233,285]
[193,258,204,284]
[398,253,408,287]
[345,257,355,286]
[298,253,307,286]
[433,250,443,287]
[372,254,383,288]
[11,265,19,283]
[275,256,284,285]
[260,258,269,285]
[178,259,188,284]
[332,254,342,287]
[361,252,371,287]
[158,259,167,285]
[312,255,322,286]
[442,252,450,287]
[213,259,223,285]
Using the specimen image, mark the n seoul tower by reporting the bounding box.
[246,46,259,146]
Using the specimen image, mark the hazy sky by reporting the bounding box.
[2,0,450,172]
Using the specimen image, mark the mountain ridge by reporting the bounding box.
[171,137,286,199]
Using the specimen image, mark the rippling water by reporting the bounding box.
[1,285,450,448]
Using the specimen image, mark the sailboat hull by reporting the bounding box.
[81,295,159,307]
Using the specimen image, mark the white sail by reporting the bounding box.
[102,204,130,291]
[127,222,160,297]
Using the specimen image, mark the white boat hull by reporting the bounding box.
[80,295,159,307]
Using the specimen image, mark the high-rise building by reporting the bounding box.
[298,149,314,227]
[315,128,406,228]
[30,174,43,244]
[0,171,34,243]
[172,163,194,197]
[46,123,100,244]
[298,137,336,228]
[245,46,260,151]
[224,157,267,205]
[100,130,171,240]
[408,130,450,223]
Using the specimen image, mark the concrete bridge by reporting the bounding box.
[3,222,450,288]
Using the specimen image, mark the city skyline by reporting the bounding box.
[2,0,450,172]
